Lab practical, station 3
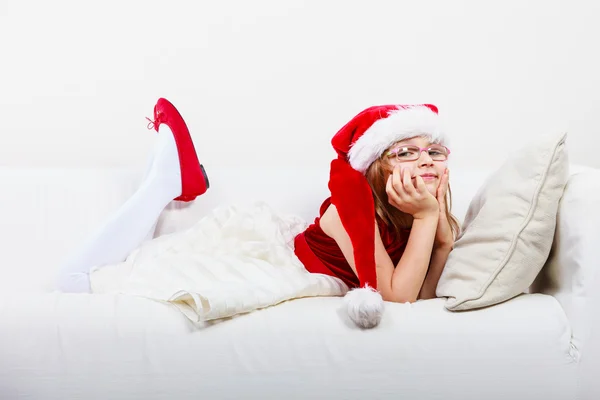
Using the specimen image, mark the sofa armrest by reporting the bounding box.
[532,165,600,360]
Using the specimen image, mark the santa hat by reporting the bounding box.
[328,104,447,329]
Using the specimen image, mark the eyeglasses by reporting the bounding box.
[384,144,450,162]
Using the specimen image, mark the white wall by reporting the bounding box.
[1,0,599,174]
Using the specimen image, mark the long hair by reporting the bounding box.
[364,157,461,242]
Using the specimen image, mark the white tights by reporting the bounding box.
[56,124,184,293]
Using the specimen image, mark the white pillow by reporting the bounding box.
[436,132,569,310]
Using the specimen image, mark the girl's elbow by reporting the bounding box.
[382,291,417,304]
[395,295,418,304]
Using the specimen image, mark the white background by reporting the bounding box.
[1,1,599,398]
[1,0,599,173]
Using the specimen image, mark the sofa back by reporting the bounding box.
[0,164,492,293]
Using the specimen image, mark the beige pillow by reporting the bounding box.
[436,132,569,311]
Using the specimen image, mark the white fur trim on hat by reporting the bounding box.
[347,105,447,174]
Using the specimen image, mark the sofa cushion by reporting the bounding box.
[531,165,600,356]
[0,293,577,399]
[0,167,142,293]
[436,132,569,311]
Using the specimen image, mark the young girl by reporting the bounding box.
[56,99,459,329]
[293,103,460,327]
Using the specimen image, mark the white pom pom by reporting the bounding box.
[343,285,384,329]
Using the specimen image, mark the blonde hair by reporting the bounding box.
[364,157,461,241]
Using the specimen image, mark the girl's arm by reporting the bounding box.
[418,243,452,300]
[380,214,438,302]
[418,167,454,299]
[320,204,438,303]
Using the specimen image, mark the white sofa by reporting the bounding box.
[1,163,599,400]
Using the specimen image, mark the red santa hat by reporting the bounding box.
[328,103,447,329]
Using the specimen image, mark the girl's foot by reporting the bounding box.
[147,97,210,202]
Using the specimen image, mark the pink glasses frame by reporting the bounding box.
[385,144,451,161]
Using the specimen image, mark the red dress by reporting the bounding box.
[294,197,410,288]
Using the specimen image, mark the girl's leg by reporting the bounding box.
[56,98,209,293]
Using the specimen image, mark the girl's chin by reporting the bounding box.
[424,181,439,196]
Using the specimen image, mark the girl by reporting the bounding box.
[293,103,460,327]
[56,99,459,329]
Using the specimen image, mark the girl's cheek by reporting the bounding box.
[437,161,448,174]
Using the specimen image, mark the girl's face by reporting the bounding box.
[383,136,450,197]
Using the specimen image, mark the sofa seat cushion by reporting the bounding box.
[1,292,577,400]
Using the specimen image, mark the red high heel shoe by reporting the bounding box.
[148,97,210,202]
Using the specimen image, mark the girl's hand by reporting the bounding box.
[386,165,439,220]
[434,168,454,249]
